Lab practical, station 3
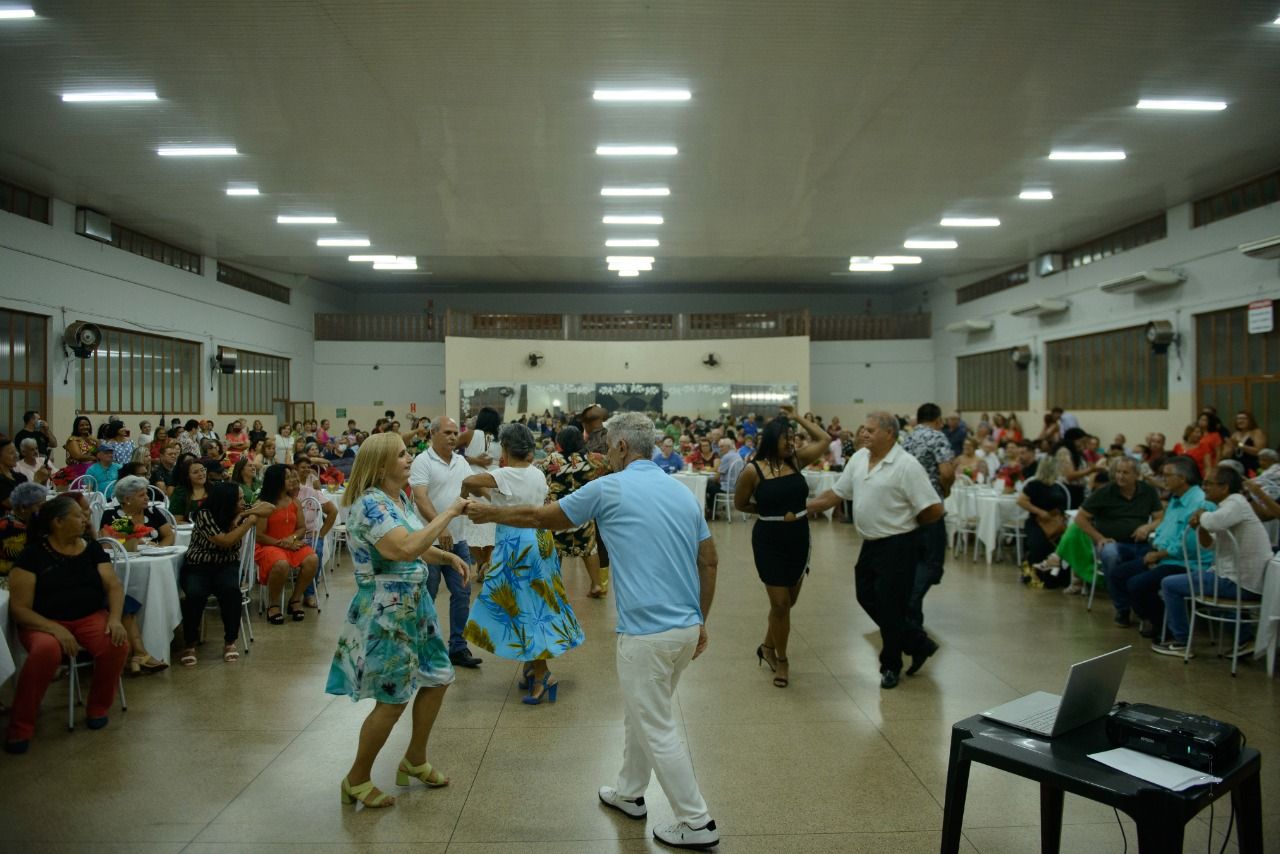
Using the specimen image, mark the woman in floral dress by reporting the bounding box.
[538,425,608,597]
[462,424,584,704]
[325,433,470,810]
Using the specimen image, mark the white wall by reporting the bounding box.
[810,339,937,430]
[923,201,1280,443]
[443,336,810,422]
[312,341,446,427]
[0,199,345,438]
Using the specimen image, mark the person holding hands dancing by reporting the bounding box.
[734,406,828,688]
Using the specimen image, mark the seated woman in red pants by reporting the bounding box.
[4,495,130,753]
[253,464,318,624]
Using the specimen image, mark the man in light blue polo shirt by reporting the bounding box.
[466,411,720,851]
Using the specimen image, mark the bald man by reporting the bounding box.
[409,416,482,668]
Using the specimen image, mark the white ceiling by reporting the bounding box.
[1,1,1279,295]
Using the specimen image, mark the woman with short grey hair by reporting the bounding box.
[1,483,49,591]
[461,421,584,704]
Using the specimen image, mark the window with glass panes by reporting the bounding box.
[77,326,201,414]
[0,309,49,439]
[218,349,289,415]
[1196,304,1280,444]
[1046,325,1166,410]
[957,349,1028,411]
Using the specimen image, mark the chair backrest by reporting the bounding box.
[147,484,169,507]
[299,496,322,545]
[238,526,257,593]
[86,492,108,534]
[1055,481,1073,510]
[153,503,177,529]
[69,474,97,493]
[96,536,131,593]
[1190,527,1241,605]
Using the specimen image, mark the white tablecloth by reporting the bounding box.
[801,470,839,519]
[672,472,709,509]
[120,547,187,665]
[1256,555,1280,676]
[174,523,192,547]
[0,589,14,685]
[976,493,1026,564]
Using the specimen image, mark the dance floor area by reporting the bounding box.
[1,518,1276,853]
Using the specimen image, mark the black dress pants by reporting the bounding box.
[180,561,242,645]
[855,529,928,674]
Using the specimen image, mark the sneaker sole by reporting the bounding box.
[652,829,720,850]
[598,792,646,820]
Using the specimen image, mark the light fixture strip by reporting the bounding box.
[605,238,659,248]
[600,187,670,197]
[0,8,36,18]
[1048,150,1126,161]
[62,91,158,102]
[277,215,338,224]
[225,186,259,196]
[316,238,371,247]
[1135,99,1227,111]
[156,146,239,156]
[1019,190,1054,200]
[595,145,678,156]
[940,217,1000,227]
[903,239,959,249]
[602,215,664,225]
[592,89,690,102]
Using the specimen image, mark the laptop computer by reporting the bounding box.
[981,646,1131,738]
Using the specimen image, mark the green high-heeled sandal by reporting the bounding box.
[396,757,450,788]
[340,776,395,807]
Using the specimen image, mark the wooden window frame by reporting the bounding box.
[218,348,290,415]
[0,309,49,438]
[77,325,202,415]
[1045,325,1167,410]
[958,349,1029,411]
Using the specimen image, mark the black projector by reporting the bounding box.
[1105,703,1242,774]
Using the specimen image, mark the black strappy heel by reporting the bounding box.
[773,657,789,688]
[756,644,776,673]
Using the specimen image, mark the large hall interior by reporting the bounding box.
[1,3,1279,852]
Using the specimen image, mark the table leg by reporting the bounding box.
[1039,784,1063,854]
[1134,817,1184,853]
[1231,767,1263,854]
[940,731,971,854]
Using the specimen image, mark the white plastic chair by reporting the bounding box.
[201,525,257,654]
[146,484,169,507]
[257,507,321,616]
[85,492,108,536]
[69,474,98,493]
[1184,529,1266,676]
[66,539,132,730]
[1055,481,1073,511]
[950,484,979,559]
[711,466,746,523]
[153,504,177,529]
[300,496,329,601]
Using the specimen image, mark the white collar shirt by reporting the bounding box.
[831,443,940,540]
[408,445,471,539]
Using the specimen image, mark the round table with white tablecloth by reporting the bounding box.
[671,471,709,510]
[0,588,15,686]
[173,523,193,547]
[975,492,1027,564]
[1255,555,1279,677]
[117,545,188,665]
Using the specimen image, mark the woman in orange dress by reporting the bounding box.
[253,464,318,624]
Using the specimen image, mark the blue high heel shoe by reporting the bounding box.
[517,664,535,691]
[522,674,558,705]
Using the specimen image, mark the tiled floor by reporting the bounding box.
[1,518,1275,853]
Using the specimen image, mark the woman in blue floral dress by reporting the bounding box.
[462,424,584,705]
[325,433,470,809]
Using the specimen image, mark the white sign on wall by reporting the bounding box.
[1247,299,1274,334]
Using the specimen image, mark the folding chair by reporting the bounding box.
[1184,530,1265,676]
[66,539,132,730]
[300,496,329,602]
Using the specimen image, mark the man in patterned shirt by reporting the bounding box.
[900,402,954,671]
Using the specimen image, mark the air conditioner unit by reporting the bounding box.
[1009,298,1070,318]
[75,208,113,243]
[1238,235,1280,260]
[944,319,994,333]
[1097,268,1185,294]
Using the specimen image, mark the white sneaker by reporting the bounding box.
[597,786,647,819]
[653,819,719,850]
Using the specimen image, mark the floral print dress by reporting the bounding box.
[538,450,607,558]
[463,466,584,662]
[325,488,454,704]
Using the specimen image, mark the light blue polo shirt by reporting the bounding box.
[558,458,710,636]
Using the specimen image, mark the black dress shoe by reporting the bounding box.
[449,650,483,668]
[880,669,900,689]
[906,638,939,676]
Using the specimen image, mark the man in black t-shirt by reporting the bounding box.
[13,411,56,460]
[1075,456,1163,590]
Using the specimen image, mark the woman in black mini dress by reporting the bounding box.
[734,406,829,687]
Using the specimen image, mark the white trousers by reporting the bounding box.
[615,625,711,826]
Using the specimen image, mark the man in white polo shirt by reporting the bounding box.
[809,412,944,689]
[409,416,482,668]
[466,411,720,851]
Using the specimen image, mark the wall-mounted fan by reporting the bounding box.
[64,321,103,358]
[702,353,720,368]
[527,352,544,368]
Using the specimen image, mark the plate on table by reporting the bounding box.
[135,545,185,557]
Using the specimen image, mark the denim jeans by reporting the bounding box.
[1161,571,1261,643]
[303,537,324,598]
[1098,541,1150,591]
[427,539,473,654]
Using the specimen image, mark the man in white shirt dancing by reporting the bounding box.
[810,412,944,688]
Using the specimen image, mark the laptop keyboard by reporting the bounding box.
[1018,708,1058,732]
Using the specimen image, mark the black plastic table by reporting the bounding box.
[941,713,1263,853]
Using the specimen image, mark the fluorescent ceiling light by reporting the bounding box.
[617,270,641,277]
[348,255,398,262]
[606,255,655,264]
[373,257,418,270]
[1136,99,1227,111]
[277,215,337,224]
[904,239,958,249]
[317,238,370,247]
[593,89,690,102]
[157,146,238,156]
[603,215,664,225]
[1020,189,1054,200]
[849,263,895,272]
[873,255,922,264]
[62,91,158,102]
[606,238,659,247]
[601,186,670,197]
[941,217,1000,227]
[1048,150,1126,161]
[609,262,653,271]
[225,185,259,196]
[0,8,35,18]
[596,145,678,156]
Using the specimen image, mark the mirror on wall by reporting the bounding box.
[459,382,798,422]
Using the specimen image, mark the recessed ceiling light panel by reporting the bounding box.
[317,238,370,247]
[1136,99,1227,111]
[940,217,1000,227]
[603,215,664,225]
[592,89,690,102]
[157,146,238,156]
[596,145,678,156]
[1048,150,1126,161]
[606,238,660,247]
[601,187,670,197]
[277,215,337,224]
[62,91,158,102]
[904,239,959,249]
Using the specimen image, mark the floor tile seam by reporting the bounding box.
[441,683,521,848]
